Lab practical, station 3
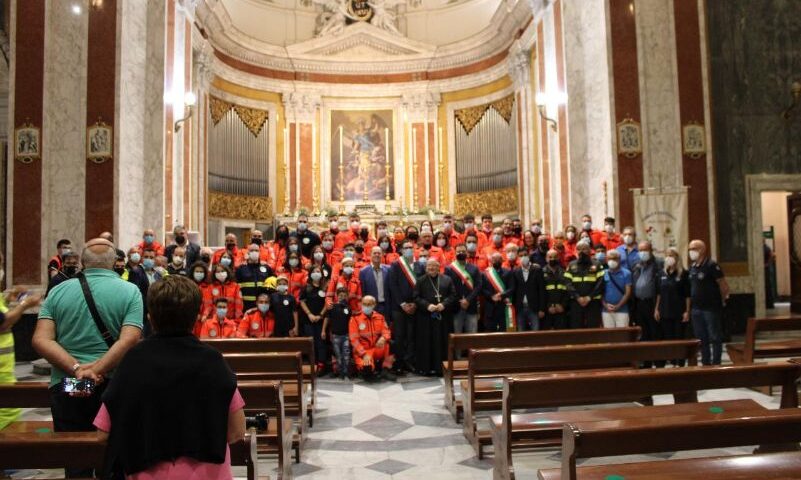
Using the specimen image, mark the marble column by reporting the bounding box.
[283,92,321,214]
[143,3,167,242]
[634,0,683,188]
[41,0,88,278]
[402,92,440,211]
[562,0,616,223]
[508,39,536,225]
[540,5,564,229]
[115,0,151,249]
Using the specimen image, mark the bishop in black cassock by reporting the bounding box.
[413,260,458,376]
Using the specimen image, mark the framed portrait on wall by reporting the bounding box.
[87,120,113,162]
[14,124,40,163]
[682,123,706,158]
[616,118,642,158]
[330,109,394,202]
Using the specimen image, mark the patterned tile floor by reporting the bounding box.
[8,351,785,479]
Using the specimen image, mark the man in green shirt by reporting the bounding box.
[33,237,142,477]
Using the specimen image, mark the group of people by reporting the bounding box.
[42,212,731,383]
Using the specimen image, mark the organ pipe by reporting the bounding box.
[208,108,269,197]
[454,106,517,194]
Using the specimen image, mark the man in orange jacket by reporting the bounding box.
[238,292,275,338]
[349,295,395,382]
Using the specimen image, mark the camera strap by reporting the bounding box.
[77,272,115,349]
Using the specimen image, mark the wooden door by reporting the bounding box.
[788,193,801,313]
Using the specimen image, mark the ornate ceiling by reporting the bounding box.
[195,0,543,81]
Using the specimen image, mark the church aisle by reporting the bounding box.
[250,375,494,479]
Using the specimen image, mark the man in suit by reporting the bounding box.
[512,251,546,331]
[444,243,482,336]
[482,252,516,332]
[386,240,419,374]
[359,246,391,318]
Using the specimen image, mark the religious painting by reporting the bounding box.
[87,121,113,162]
[330,110,394,202]
[616,119,642,158]
[14,124,40,163]
[682,123,706,158]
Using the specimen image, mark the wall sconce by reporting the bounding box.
[535,91,567,132]
[782,81,801,120]
[174,91,197,133]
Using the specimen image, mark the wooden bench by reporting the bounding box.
[444,327,641,422]
[491,362,801,480]
[538,409,801,480]
[0,429,106,473]
[225,352,307,462]
[0,382,261,480]
[236,380,292,479]
[206,337,317,427]
[726,316,801,364]
[463,340,700,458]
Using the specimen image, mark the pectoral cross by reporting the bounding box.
[434,292,443,303]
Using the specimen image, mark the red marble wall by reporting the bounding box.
[85,0,117,239]
[536,22,551,228]
[12,0,45,284]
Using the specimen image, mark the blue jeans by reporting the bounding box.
[691,309,722,365]
[517,306,539,331]
[331,334,351,374]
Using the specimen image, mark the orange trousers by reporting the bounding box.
[354,343,392,371]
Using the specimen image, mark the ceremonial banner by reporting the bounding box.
[633,188,689,257]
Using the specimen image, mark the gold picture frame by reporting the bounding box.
[87,119,113,163]
[616,118,642,159]
[14,123,40,164]
[682,122,706,159]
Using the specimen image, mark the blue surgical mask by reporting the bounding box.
[130,253,141,264]
[144,235,154,244]
[403,248,414,260]
[257,303,269,313]
[639,251,651,262]
[343,266,354,276]
[143,258,155,270]
[216,308,227,318]
[595,252,606,262]
[418,256,428,265]
[344,250,354,258]
[220,257,232,267]
[362,306,374,316]
[277,284,288,294]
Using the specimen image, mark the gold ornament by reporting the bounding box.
[455,104,490,135]
[208,96,232,125]
[233,105,269,137]
[209,192,273,221]
[453,186,518,217]
[490,94,515,123]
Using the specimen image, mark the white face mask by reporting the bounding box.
[377,229,388,238]
[436,239,447,247]
[605,225,614,234]
[314,252,325,261]
[689,250,700,262]
[215,272,227,282]
[566,231,576,241]
[507,252,517,261]
[608,260,619,270]
[464,222,475,231]
[310,271,322,282]
[248,251,260,262]
[193,271,205,282]
[520,256,531,268]
[173,256,184,266]
[623,235,634,245]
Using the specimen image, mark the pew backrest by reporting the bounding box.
[0,382,51,408]
[0,431,106,470]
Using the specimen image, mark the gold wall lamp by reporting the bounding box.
[174,91,197,132]
[782,81,801,120]
[535,91,566,132]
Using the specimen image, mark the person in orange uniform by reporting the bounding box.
[201,264,244,320]
[580,214,604,245]
[464,233,489,271]
[137,229,165,256]
[598,217,622,250]
[238,292,274,338]
[326,257,362,313]
[482,227,506,262]
[461,215,487,249]
[349,295,394,382]
[441,215,462,248]
[276,251,308,300]
[212,233,243,268]
[335,215,361,250]
[199,298,241,338]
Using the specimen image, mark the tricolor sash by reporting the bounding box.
[398,257,417,287]
[486,267,516,332]
[450,262,474,290]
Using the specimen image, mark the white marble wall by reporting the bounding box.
[115,0,149,251]
[143,3,167,240]
[541,5,563,229]
[171,5,189,233]
[41,0,88,277]
[634,0,683,189]
[562,0,616,224]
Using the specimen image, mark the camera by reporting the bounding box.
[245,413,268,432]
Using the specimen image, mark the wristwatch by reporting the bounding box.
[71,363,81,374]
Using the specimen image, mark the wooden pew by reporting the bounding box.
[726,316,801,365]
[0,382,261,480]
[444,327,641,422]
[236,381,292,479]
[538,409,801,480]
[205,337,318,427]
[463,340,700,458]
[0,430,106,473]
[492,362,801,480]
[225,352,306,462]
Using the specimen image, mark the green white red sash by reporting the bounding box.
[486,267,516,332]
[399,257,417,287]
[450,262,474,290]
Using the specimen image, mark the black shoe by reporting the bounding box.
[380,369,397,382]
[391,367,407,376]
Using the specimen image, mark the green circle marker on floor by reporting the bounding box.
[605,475,625,480]
[708,406,725,414]
[35,427,51,433]
[494,381,503,390]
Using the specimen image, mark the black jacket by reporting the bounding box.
[512,265,546,313]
